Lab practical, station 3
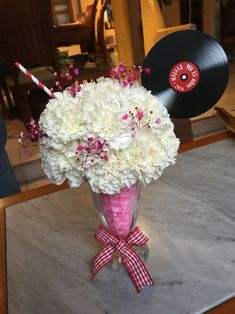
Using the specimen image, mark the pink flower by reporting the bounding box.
[67,82,81,96]
[29,118,36,125]
[103,154,108,161]
[93,142,99,150]
[109,68,118,79]
[88,137,94,142]
[67,75,73,81]
[76,145,84,152]
[127,75,135,84]
[69,64,73,69]
[137,65,143,72]
[73,68,79,75]
[137,111,144,120]
[118,63,126,73]
[144,67,151,74]
[121,80,129,87]
[25,151,32,158]
[97,140,104,150]
[19,131,25,138]
[122,114,129,120]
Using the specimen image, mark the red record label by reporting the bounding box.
[169,61,200,93]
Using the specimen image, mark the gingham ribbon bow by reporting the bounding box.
[91,225,154,292]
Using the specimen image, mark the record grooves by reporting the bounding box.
[142,30,229,119]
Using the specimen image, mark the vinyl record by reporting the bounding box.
[141,30,229,119]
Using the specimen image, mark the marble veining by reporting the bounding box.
[6,138,235,314]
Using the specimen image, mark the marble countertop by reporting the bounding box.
[6,138,235,314]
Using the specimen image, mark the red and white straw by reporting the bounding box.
[14,62,56,99]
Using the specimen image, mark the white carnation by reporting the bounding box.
[39,92,86,143]
[40,141,84,187]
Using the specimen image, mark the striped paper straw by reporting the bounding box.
[14,62,56,99]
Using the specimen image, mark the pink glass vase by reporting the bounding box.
[90,182,149,270]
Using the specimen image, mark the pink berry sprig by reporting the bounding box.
[26,118,44,141]
[122,107,145,129]
[66,81,81,97]
[76,138,109,173]
[122,108,161,133]
[18,118,43,157]
[142,113,161,129]
[52,64,80,96]
[18,134,33,158]
[109,63,151,87]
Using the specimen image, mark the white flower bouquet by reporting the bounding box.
[37,69,179,195]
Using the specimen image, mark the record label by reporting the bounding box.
[168,61,200,93]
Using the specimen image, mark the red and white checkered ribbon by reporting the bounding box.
[91,225,154,293]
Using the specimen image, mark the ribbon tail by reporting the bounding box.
[91,245,115,279]
[121,248,154,293]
